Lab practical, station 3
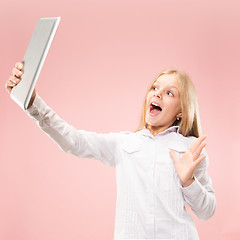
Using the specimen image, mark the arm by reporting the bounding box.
[25,94,119,167]
[180,148,216,221]
[6,62,118,167]
[170,136,216,221]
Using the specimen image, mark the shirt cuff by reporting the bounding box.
[180,175,205,199]
[24,93,42,115]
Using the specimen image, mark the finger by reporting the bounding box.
[188,135,207,154]
[5,79,16,94]
[15,62,23,70]
[193,141,207,161]
[7,76,20,86]
[9,76,20,84]
[5,82,12,94]
[6,79,17,87]
[169,150,178,163]
[12,67,23,78]
[193,154,206,169]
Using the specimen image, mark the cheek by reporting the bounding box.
[171,100,181,113]
[146,92,152,105]
[165,99,181,112]
[175,97,181,109]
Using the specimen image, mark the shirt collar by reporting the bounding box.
[137,125,180,138]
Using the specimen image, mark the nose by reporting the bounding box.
[154,93,162,99]
[153,88,162,99]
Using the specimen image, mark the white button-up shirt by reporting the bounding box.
[26,94,216,240]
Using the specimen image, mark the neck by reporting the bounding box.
[146,124,173,136]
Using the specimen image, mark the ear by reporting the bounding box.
[176,112,182,118]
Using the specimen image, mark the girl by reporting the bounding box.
[6,62,216,240]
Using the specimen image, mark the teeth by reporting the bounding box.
[152,102,160,107]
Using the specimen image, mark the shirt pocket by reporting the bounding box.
[119,141,143,165]
[120,142,142,154]
[168,141,188,157]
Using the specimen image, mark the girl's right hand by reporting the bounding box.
[5,62,36,109]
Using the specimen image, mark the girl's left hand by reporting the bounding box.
[169,136,207,187]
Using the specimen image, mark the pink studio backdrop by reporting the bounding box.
[1,0,240,239]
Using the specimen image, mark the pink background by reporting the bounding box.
[1,0,240,239]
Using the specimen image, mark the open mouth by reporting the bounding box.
[149,102,162,115]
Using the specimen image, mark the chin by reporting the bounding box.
[145,119,158,127]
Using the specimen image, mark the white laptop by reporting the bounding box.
[11,17,61,110]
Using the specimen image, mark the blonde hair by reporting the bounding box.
[135,69,202,137]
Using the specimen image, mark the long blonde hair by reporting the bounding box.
[135,69,202,137]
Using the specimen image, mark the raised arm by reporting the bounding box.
[181,148,216,220]
[6,62,119,167]
[170,137,216,220]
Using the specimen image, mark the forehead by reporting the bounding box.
[154,74,180,89]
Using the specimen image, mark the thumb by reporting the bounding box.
[169,150,177,162]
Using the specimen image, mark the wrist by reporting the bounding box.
[182,176,195,188]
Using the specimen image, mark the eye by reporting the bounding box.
[152,86,157,91]
[167,91,174,96]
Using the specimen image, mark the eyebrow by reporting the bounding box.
[169,86,179,91]
[153,83,179,90]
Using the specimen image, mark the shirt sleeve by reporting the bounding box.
[180,148,216,221]
[25,94,119,167]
